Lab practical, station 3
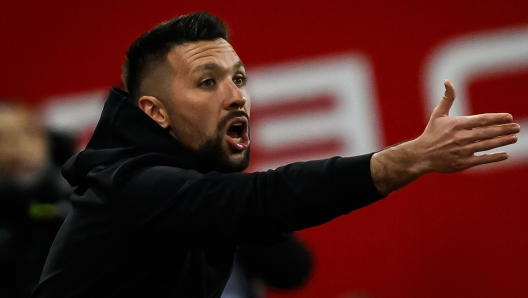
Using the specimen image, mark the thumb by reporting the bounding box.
[432,79,456,117]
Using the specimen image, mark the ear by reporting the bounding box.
[138,96,170,129]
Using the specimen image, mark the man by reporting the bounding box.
[0,102,72,297]
[32,12,520,298]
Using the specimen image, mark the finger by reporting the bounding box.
[467,134,518,153]
[463,123,520,142]
[432,79,456,117]
[465,151,509,168]
[459,113,515,129]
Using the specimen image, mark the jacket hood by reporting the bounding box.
[62,88,203,187]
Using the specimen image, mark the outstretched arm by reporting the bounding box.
[371,80,521,196]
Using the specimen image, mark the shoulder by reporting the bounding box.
[122,165,203,196]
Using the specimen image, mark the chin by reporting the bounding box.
[192,135,250,173]
[220,149,250,173]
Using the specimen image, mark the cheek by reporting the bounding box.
[172,108,220,144]
[169,90,224,145]
[190,106,219,132]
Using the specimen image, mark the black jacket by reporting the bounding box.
[32,88,384,298]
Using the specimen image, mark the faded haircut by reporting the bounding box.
[122,11,229,103]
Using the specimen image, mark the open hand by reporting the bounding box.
[371,80,521,195]
[414,79,520,173]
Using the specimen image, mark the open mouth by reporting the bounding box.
[225,116,250,151]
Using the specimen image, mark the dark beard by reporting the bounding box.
[194,139,250,173]
[192,111,250,173]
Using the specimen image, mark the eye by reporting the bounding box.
[233,76,247,87]
[200,78,216,89]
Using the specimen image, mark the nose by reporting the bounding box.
[223,80,247,111]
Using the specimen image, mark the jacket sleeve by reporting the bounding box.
[118,153,384,247]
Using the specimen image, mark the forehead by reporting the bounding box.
[0,106,41,139]
[0,106,30,126]
[167,39,242,73]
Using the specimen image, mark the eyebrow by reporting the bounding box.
[192,60,244,73]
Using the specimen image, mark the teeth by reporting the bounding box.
[232,123,242,126]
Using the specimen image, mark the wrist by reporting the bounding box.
[397,137,432,177]
[370,138,428,195]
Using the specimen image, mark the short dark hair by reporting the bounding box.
[122,12,229,103]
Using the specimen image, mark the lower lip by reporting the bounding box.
[225,135,250,151]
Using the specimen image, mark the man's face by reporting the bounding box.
[162,38,251,172]
[0,106,48,184]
